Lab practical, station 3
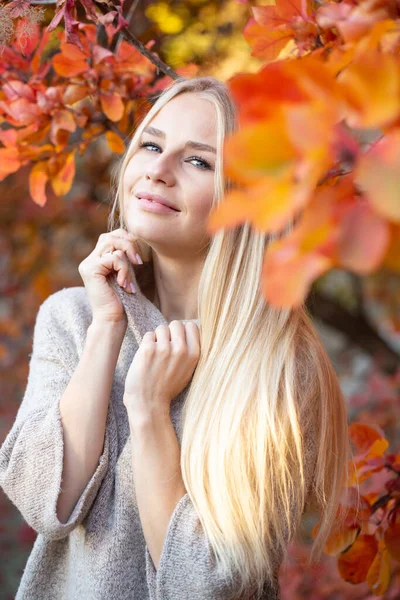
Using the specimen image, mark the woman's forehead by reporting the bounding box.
[149,95,218,136]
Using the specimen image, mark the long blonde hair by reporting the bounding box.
[108,76,355,599]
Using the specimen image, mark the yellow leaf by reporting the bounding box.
[50,152,76,197]
[366,538,391,595]
[29,161,49,207]
[105,131,125,154]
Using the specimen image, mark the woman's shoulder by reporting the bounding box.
[36,286,93,344]
[39,285,91,318]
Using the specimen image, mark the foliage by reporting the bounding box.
[0,0,399,598]
[207,0,400,308]
[313,420,400,595]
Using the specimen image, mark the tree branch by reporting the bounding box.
[30,0,181,80]
[306,290,400,374]
[95,1,181,81]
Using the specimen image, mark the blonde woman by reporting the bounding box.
[0,76,353,600]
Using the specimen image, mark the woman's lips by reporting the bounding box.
[136,197,180,214]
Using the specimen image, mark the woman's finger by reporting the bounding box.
[96,233,142,265]
[98,249,134,292]
[184,322,201,361]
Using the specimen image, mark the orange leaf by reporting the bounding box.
[29,161,49,207]
[337,51,400,128]
[355,129,400,223]
[338,534,378,584]
[20,144,54,162]
[338,201,390,273]
[324,525,359,556]
[115,40,157,80]
[252,1,306,29]
[366,538,391,595]
[243,17,293,61]
[50,152,76,197]
[223,117,298,186]
[0,147,21,181]
[50,109,77,146]
[105,131,125,154]
[0,98,42,126]
[207,175,309,236]
[384,523,400,561]
[82,124,106,140]
[363,492,381,506]
[63,84,89,105]
[0,128,17,146]
[365,438,389,460]
[100,93,125,122]
[349,423,385,454]
[261,249,332,308]
[53,43,89,77]
[228,63,307,126]
[382,224,400,272]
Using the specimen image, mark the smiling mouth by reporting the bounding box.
[136,196,181,213]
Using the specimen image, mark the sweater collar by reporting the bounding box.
[108,268,200,348]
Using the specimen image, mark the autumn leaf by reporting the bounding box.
[349,423,386,454]
[50,151,76,196]
[228,65,306,126]
[337,51,400,129]
[243,16,294,61]
[105,131,125,154]
[50,109,77,146]
[52,43,89,77]
[384,523,400,561]
[338,534,378,584]
[366,537,391,595]
[261,248,332,308]
[29,160,49,207]
[338,201,390,274]
[324,525,359,556]
[100,92,125,122]
[63,84,89,106]
[223,115,299,186]
[382,224,400,273]
[0,147,21,181]
[355,129,400,224]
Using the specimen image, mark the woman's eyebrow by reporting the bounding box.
[143,126,216,154]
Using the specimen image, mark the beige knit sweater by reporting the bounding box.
[0,267,315,599]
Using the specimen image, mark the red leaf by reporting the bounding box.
[338,534,378,584]
[349,423,385,454]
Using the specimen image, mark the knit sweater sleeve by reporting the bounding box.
[144,493,281,600]
[143,426,318,600]
[144,493,234,600]
[0,290,110,540]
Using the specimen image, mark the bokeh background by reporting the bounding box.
[1,1,399,598]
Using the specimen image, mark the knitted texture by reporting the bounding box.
[0,269,316,599]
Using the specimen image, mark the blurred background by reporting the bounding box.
[1,0,399,598]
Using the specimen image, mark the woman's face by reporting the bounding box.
[122,92,218,260]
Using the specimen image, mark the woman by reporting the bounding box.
[0,76,353,600]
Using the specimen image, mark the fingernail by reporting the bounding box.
[123,279,127,288]
[136,253,143,265]
[130,282,136,294]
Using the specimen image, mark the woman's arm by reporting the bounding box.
[56,318,126,523]
[127,407,187,570]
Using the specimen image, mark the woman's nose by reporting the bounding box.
[145,154,175,186]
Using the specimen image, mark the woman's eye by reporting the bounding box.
[138,141,212,170]
[139,141,160,153]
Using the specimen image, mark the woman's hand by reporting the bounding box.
[123,321,201,418]
[78,228,143,324]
